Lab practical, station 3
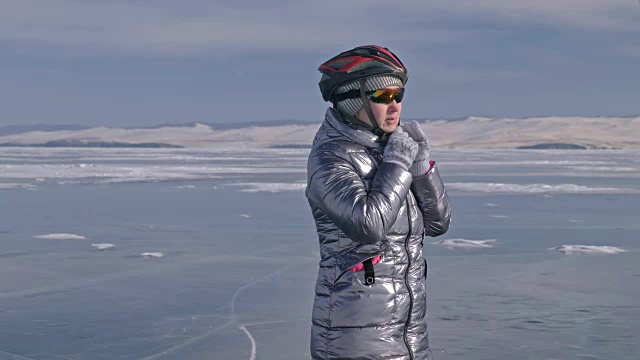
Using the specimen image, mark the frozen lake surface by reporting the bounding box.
[1,147,639,359]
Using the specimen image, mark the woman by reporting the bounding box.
[306,45,452,359]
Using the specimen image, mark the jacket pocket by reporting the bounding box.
[330,251,396,327]
[334,252,382,284]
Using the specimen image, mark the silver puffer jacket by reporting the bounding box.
[306,108,452,360]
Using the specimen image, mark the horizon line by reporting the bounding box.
[2,113,640,130]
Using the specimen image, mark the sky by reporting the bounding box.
[1,0,639,127]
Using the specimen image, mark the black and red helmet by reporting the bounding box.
[318,45,408,102]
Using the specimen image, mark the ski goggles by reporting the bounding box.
[368,88,405,104]
[333,87,405,104]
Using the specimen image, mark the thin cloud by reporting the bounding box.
[0,0,407,52]
[0,0,638,54]
[387,0,640,31]
[408,58,532,83]
[620,44,640,57]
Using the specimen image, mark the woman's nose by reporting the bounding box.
[387,101,400,111]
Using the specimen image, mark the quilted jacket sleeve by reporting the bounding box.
[306,145,413,244]
[410,164,452,237]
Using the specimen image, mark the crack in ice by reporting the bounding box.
[143,261,302,360]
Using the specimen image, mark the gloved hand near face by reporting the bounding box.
[383,127,419,171]
[400,120,431,176]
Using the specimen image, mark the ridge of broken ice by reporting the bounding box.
[231,182,307,193]
[448,182,636,194]
[434,239,497,249]
[141,252,164,258]
[92,243,116,250]
[33,233,87,240]
[549,245,627,255]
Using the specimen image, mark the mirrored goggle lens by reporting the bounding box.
[369,88,405,104]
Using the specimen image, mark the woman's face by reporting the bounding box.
[355,86,403,133]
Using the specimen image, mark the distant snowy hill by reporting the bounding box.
[0,124,90,136]
[1,116,639,149]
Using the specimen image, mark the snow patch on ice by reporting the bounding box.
[568,219,584,223]
[0,183,36,190]
[33,233,86,240]
[141,252,164,258]
[448,182,635,194]
[568,166,638,172]
[434,239,497,249]
[173,185,196,189]
[550,245,627,255]
[0,161,308,186]
[240,214,251,218]
[491,215,508,219]
[92,243,115,250]
[485,203,498,207]
[232,182,307,193]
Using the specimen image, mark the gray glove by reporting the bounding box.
[383,127,418,171]
[401,120,431,176]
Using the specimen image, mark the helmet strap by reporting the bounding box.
[341,113,375,132]
[359,79,387,138]
[333,78,392,141]
[333,100,372,131]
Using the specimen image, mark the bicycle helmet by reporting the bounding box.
[318,45,408,102]
[318,45,409,137]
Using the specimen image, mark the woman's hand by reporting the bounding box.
[383,126,418,171]
[401,121,431,176]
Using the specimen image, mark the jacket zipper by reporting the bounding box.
[403,198,414,360]
[371,147,413,359]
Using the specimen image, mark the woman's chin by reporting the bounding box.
[380,122,399,133]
